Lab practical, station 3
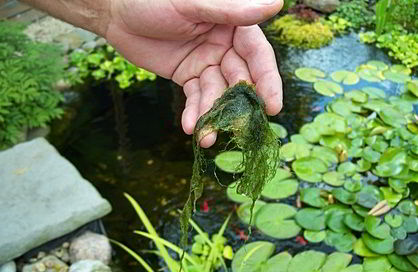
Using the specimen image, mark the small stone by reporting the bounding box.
[22,256,68,272]
[303,0,340,13]
[35,263,46,272]
[69,260,110,272]
[62,243,70,249]
[69,232,111,265]
[37,252,46,260]
[81,41,97,51]
[0,261,16,272]
[95,38,107,47]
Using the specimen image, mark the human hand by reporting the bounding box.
[106,0,284,147]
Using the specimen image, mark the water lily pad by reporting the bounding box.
[237,200,266,225]
[227,182,252,203]
[345,90,368,103]
[407,80,418,97]
[374,162,407,178]
[314,80,343,97]
[356,185,384,208]
[255,203,301,239]
[232,241,275,272]
[295,67,326,82]
[368,60,389,70]
[389,179,408,193]
[353,204,371,217]
[381,187,403,207]
[358,69,384,82]
[389,97,414,114]
[288,251,326,272]
[295,208,326,231]
[338,162,358,176]
[300,188,328,208]
[341,265,363,272]
[379,107,407,128]
[353,239,379,257]
[332,188,357,205]
[320,252,352,272]
[385,213,404,228]
[363,147,381,163]
[402,216,418,233]
[383,70,411,83]
[327,212,351,233]
[344,213,365,232]
[261,178,299,200]
[356,159,372,172]
[325,231,356,252]
[215,151,244,173]
[363,99,391,112]
[363,256,392,272]
[371,140,389,153]
[304,230,326,243]
[362,233,395,255]
[380,147,408,165]
[365,216,391,240]
[314,113,347,134]
[344,180,363,192]
[387,254,416,272]
[269,122,288,139]
[362,87,386,99]
[406,254,418,269]
[391,226,407,240]
[390,64,411,75]
[280,142,311,162]
[300,123,321,143]
[311,146,339,167]
[292,156,328,183]
[397,200,417,216]
[395,236,418,255]
[324,171,346,186]
[265,252,292,272]
[331,70,360,85]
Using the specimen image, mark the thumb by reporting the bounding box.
[173,0,283,26]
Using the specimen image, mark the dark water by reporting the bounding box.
[51,33,406,271]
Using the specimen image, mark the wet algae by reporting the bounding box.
[180,81,281,246]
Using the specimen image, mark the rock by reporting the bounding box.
[0,262,16,272]
[0,138,112,263]
[54,32,84,51]
[94,38,107,48]
[81,41,97,51]
[27,127,51,141]
[22,256,68,272]
[303,0,340,13]
[69,260,111,272]
[69,232,111,265]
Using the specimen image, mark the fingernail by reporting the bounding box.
[252,0,277,5]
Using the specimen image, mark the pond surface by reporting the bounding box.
[52,33,409,271]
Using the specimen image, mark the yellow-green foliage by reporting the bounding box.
[267,15,334,49]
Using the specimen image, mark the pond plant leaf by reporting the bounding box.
[325,231,357,252]
[362,147,381,163]
[331,70,360,85]
[320,252,352,272]
[300,123,321,143]
[227,182,252,203]
[395,236,418,255]
[365,215,391,240]
[358,68,383,82]
[300,188,328,208]
[406,80,418,97]
[387,254,417,272]
[332,188,357,205]
[314,80,344,97]
[363,256,392,272]
[353,204,371,217]
[341,265,364,272]
[327,212,351,233]
[378,107,407,128]
[304,230,326,243]
[362,87,386,99]
[237,200,266,225]
[344,213,365,232]
[397,200,417,216]
[391,227,407,240]
[385,213,404,228]
[255,203,301,239]
[353,239,379,257]
[324,171,346,186]
[356,185,384,209]
[367,60,389,71]
[406,254,418,269]
[390,64,411,75]
[356,159,372,172]
[269,122,288,139]
[345,90,368,103]
[311,146,339,166]
[338,162,358,176]
[288,250,326,272]
[292,156,328,183]
[295,208,326,231]
[215,151,245,173]
[265,252,292,272]
[383,70,411,83]
[362,233,395,255]
[344,180,363,192]
[261,178,298,200]
[402,216,418,233]
[295,67,326,82]
[231,241,275,272]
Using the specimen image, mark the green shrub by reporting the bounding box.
[376,0,417,34]
[333,0,375,29]
[0,22,64,149]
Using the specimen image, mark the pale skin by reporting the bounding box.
[22,0,284,147]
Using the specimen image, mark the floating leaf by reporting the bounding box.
[358,68,383,82]
[363,99,391,112]
[269,122,288,139]
[387,254,416,272]
[215,151,244,173]
[368,60,389,71]
[397,200,417,216]
[385,213,403,228]
[314,80,344,97]
[362,87,386,99]
[383,70,411,83]
[265,252,292,272]
[389,97,414,114]
[341,265,364,272]
[237,200,266,225]
[327,212,351,233]
[280,142,298,161]
[365,216,391,240]
[311,146,339,166]
[331,70,360,85]
[391,226,407,240]
[402,216,418,233]
[300,188,328,208]
[300,123,321,143]
[353,204,371,217]
[390,64,411,75]
[406,254,418,269]
[362,233,395,255]
[227,182,252,203]
[292,156,327,183]
[261,178,298,200]
[304,230,326,243]
[395,236,418,255]
[255,203,301,239]
[288,250,326,272]
[344,180,363,193]
[344,213,365,232]
[356,159,372,172]
[295,67,326,82]
[332,188,357,205]
[338,162,358,176]
[356,185,384,208]
[231,241,275,272]
[407,80,418,97]
[325,231,356,252]
[320,252,352,272]
[324,171,346,186]
[363,256,392,272]
[295,208,326,231]
[345,90,368,103]
[380,187,403,207]
[353,239,379,257]
[379,107,407,128]
[363,147,381,163]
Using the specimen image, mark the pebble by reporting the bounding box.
[0,262,16,272]
[69,260,111,272]
[22,256,68,272]
[69,232,111,265]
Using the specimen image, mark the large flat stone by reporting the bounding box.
[0,138,112,263]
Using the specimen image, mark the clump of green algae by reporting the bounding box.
[180,81,281,247]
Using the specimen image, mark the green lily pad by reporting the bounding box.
[295,67,326,82]
[368,60,389,70]
[311,146,339,166]
[391,226,407,240]
[389,97,414,114]
[363,147,381,163]
[356,185,384,208]
[327,212,351,233]
[265,252,292,272]
[363,256,392,272]
[314,112,347,134]
[387,254,417,272]
[295,208,326,231]
[407,80,418,97]
[395,235,418,255]
[390,64,411,75]
[379,107,407,128]
[362,87,386,99]
[255,203,301,239]
[280,142,311,162]
[288,251,326,272]
[269,122,288,139]
[381,187,403,207]
[345,90,368,103]
[332,188,357,205]
[406,254,418,269]
[304,230,326,243]
[353,238,379,257]
[324,171,346,186]
[331,70,360,85]
[215,151,244,173]
[362,233,395,255]
[320,252,353,272]
[338,162,358,176]
[397,200,417,216]
[371,140,389,153]
[300,188,328,208]
[231,241,275,272]
[325,231,356,252]
[365,216,391,240]
[383,70,411,83]
[363,99,391,112]
[353,204,371,217]
[356,159,372,172]
[292,156,328,183]
[389,179,408,193]
[237,200,266,225]
[261,178,299,200]
[344,180,363,192]
[374,163,407,178]
[408,158,418,171]
[380,147,408,165]
[344,213,365,232]
[358,69,384,82]
[341,265,363,272]
[227,182,252,203]
[300,123,321,143]
[402,216,418,233]
[385,213,404,228]
[314,80,344,97]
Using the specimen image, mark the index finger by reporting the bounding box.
[233,25,283,115]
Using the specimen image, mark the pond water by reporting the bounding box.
[51,33,412,271]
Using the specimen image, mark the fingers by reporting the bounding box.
[172,0,283,26]
[234,25,283,115]
[221,48,253,86]
[182,78,201,135]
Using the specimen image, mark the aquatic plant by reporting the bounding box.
[333,0,375,29]
[181,82,280,247]
[324,15,352,35]
[112,193,234,272]
[267,15,334,49]
[375,0,417,34]
[0,21,64,149]
[67,45,156,89]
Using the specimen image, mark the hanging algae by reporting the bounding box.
[180,81,281,247]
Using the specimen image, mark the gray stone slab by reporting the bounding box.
[0,138,112,263]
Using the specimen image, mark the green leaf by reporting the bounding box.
[379,107,407,128]
[341,265,363,272]
[406,80,418,97]
[320,252,352,272]
[338,162,358,176]
[363,257,392,272]
[300,123,321,143]
[324,171,346,186]
[344,213,365,232]
[255,203,301,239]
[327,212,351,233]
[227,182,252,203]
[387,254,417,272]
[295,67,326,82]
[353,204,370,217]
[288,251,326,272]
[362,87,386,99]
[397,200,417,216]
[367,60,389,71]
[261,178,299,200]
[314,80,344,97]
[356,159,372,172]
[325,231,356,252]
[356,185,384,209]
[295,208,326,231]
[332,188,357,205]
[402,215,418,233]
[303,230,326,243]
[300,188,328,208]
[406,254,418,269]
[362,233,395,255]
[269,122,288,139]
[383,70,411,83]
[311,146,339,166]
[265,252,292,272]
[344,180,363,193]
[345,90,368,103]
[215,151,244,173]
[237,201,266,225]
[384,213,403,228]
[365,216,391,240]
[363,147,381,163]
[292,156,327,183]
[331,70,360,85]
[353,239,379,257]
[391,226,407,240]
[231,241,275,272]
